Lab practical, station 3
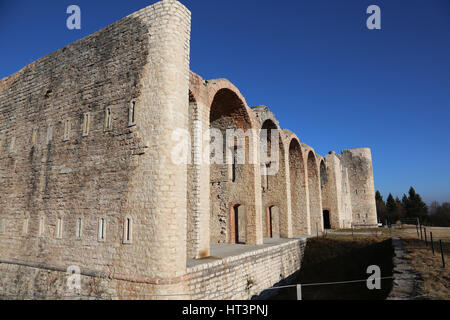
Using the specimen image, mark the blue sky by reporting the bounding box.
[1,0,449,204]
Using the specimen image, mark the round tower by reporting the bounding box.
[341,148,378,226]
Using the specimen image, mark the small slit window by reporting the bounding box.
[82,113,90,137]
[76,217,83,239]
[128,99,136,126]
[38,216,45,236]
[98,217,106,242]
[23,217,29,235]
[56,217,63,239]
[9,136,15,152]
[63,120,71,141]
[46,125,53,144]
[231,146,238,182]
[123,216,133,244]
[31,129,38,146]
[104,107,112,131]
[0,218,5,234]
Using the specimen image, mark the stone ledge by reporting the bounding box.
[186,238,305,274]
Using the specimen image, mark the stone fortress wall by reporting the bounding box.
[0,0,377,299]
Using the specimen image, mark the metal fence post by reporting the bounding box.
[440,240,446,269]
[430,232,434,255]
[296,284,302,300]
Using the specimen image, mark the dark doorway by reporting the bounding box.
[265,206,280,239]
[268,206,274,238]
[323,210,331,229]
[233,204,246,244]
[234,205,240,243]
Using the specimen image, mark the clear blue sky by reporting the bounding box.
[1,0,449,204]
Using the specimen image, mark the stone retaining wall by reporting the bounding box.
[186,239,307,300]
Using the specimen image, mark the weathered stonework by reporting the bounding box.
[0,0,378,299]
[186,239,307,300]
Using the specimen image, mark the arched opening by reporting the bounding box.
[323,210,331,229]
[260,119,289,237]
[307,151,323,234]
[289,139,309,235]
[209,88,258,245]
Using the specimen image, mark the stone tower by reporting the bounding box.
[341,148,378,226]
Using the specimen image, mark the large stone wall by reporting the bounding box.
[0,0,378,299]
[0,0,192,297]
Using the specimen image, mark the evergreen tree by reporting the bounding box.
[405,187,428,221]
[386,194,396,213]
[375,191,387,221]
[375,190,383,202]
[395,196,406,218]
[402,194,408,208]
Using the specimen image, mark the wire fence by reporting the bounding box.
[411,220,448,268]
[0,276,396,300]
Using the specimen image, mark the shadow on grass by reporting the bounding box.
[267,238,394,300]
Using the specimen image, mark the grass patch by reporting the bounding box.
[402,238,450,300]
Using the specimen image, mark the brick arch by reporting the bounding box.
[210,93,253,131]
[252,105,281,131]
[287,135,310,235]
[307,151,323,234]
[258,118,291,237]
[208,80,263,246]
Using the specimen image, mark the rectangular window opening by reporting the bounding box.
[231,146,238,183]
[0,219,5,234]
[82,113,90,137]
[104,107,112,131]
[38,216,45,236]
[56,217,63,239]
[46,125,53,144]
[76,218,83,239]
[98,218,106,242]
[64,120,71,141]
[128,100,136,127]
[23,218,29,235]
[31,129,38,146]
[123,216,132,244]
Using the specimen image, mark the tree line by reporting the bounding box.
[375,187,450,227]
